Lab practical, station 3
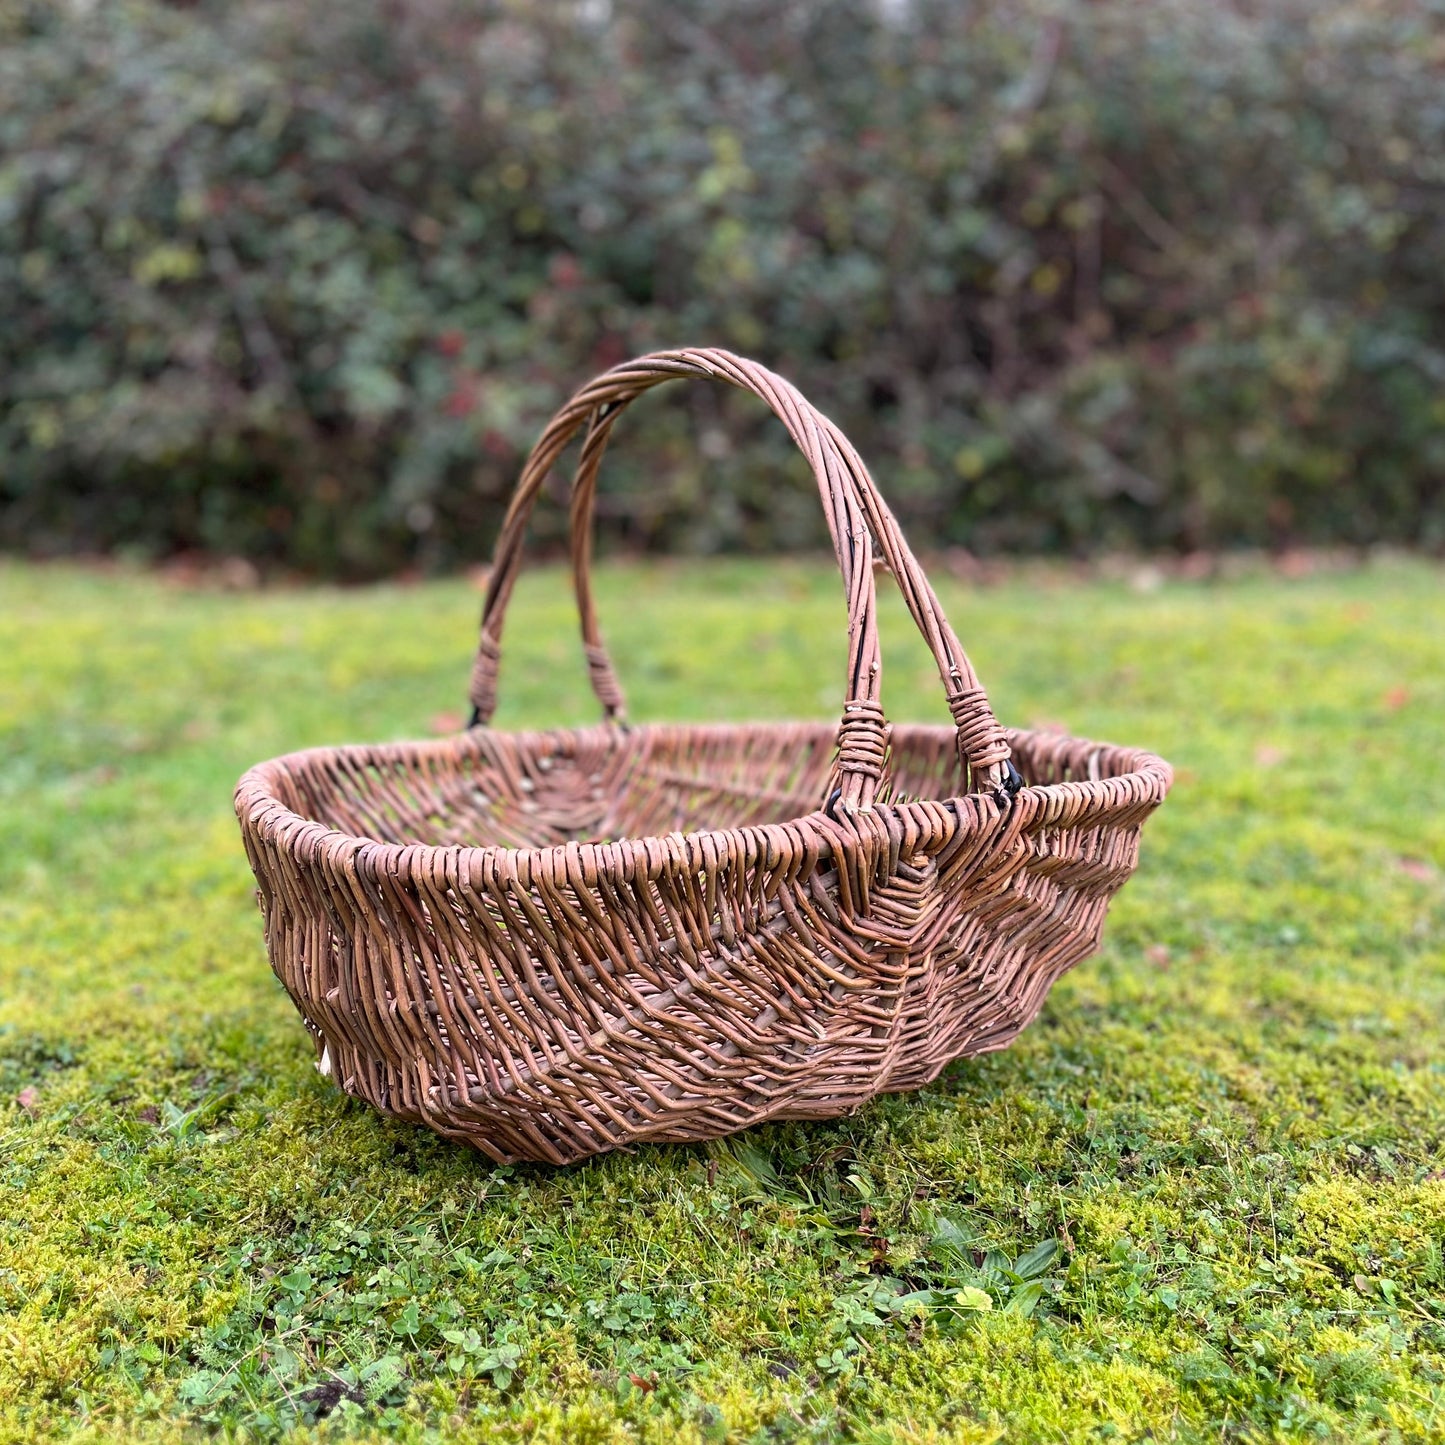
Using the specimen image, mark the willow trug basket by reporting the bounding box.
[235,348,1171,1165]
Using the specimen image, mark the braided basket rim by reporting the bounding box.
[235,720,1173,870]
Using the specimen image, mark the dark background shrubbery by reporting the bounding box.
[2,0,1443,577]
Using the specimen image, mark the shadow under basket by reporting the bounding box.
[234,349,1171,1165]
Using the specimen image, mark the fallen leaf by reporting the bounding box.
[1398,858,1434,882]
[219,557,260,590]
[429,711,465,736]
[136,1105,160,1124]
[16,1087,38,1112]
[627,1374,656,1393]
[1383,686,1410,711]
[944,548,985,583]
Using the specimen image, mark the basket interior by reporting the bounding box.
[262,722,1126,852]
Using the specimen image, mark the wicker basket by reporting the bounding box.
[235,349,1171,1165]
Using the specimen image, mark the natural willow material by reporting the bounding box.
[236,349,1171,1165]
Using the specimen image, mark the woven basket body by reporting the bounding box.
[236,351,1170,1164]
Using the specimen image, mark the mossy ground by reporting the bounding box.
[1,557,1442,1444]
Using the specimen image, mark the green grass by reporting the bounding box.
[1,556,1442,1444]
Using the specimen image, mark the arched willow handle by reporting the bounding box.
[469,349,1013,808]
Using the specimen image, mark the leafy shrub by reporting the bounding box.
[2,0,1443,575]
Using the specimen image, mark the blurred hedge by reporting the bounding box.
[2,0,1443,576]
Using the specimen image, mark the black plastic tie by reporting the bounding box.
[993,759,1024,809]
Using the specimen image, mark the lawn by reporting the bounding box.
[0,555,1442,1443]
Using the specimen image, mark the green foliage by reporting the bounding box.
[3,0,1445,575]
[0,556,1443,1440]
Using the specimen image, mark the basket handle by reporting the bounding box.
[469,349,1013,808]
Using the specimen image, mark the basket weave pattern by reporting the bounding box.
[236,350,1170,1165]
